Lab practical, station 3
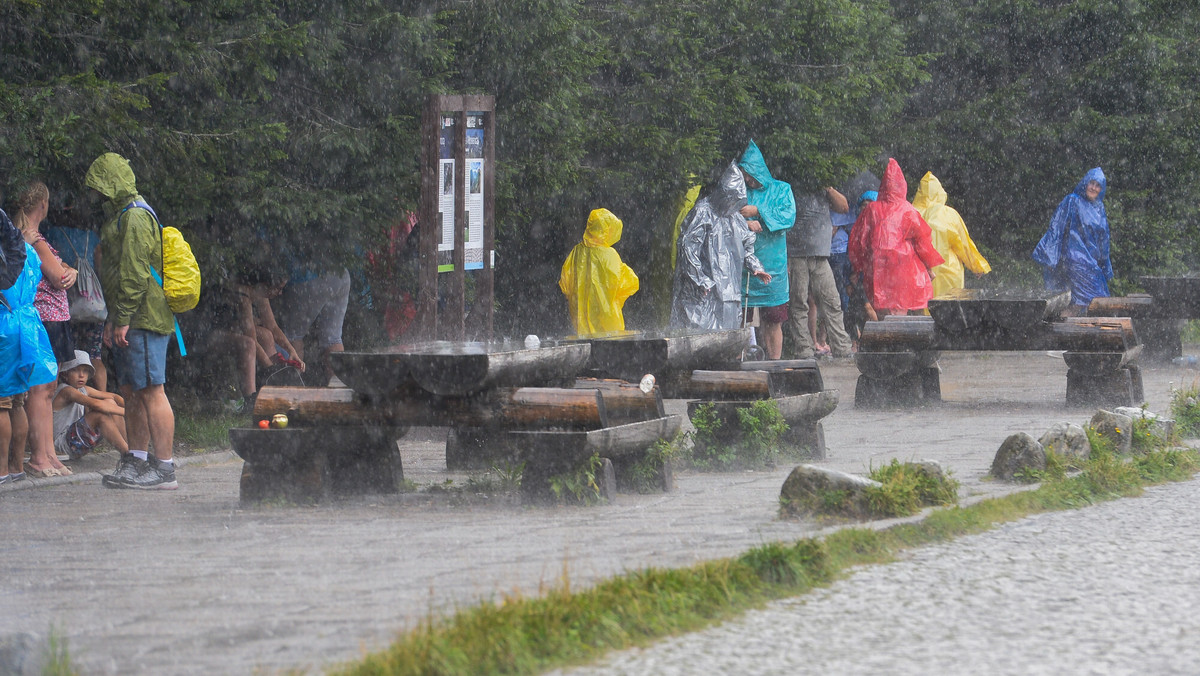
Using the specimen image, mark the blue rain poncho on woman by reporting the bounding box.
[559,208,640,336]
[738,140,794,307]
[0,232,58,397]
[1032,167,1112,307]
[670,161,765,330]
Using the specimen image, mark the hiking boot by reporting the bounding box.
[124,459,178,491]
[102,454,141,488]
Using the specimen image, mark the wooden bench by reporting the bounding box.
[1088,278,1200,360]
[853,290,1143,408]
[233,381,679,504]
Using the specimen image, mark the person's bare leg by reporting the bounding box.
[760,321,784,360]
[24,381,60,471]
[122,384,148,454]
[137,385,175,462]
[9,405,27,474]
[92,357,108,393]
[237,335,257,397]
[85,410,128,453]
[0,409,10,477]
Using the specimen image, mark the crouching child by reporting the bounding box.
[53,350,127,459]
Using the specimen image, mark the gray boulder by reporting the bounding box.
[1039,422,1091,460]
[1090,409,1133,454]
[912,459,946,480]
[1114,406,1176,443]
[991,432,1046,481]
[780,464,882,518]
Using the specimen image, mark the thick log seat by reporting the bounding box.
[1088,291,1189,361]
[587,328,749,381]
[330,341,592,396]
[664,368,823,400]
[254,385,608,430]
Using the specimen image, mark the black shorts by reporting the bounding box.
[43,320,76,363]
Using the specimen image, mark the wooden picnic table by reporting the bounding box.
[856,289,1142,408]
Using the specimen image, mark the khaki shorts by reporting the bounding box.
[0,392,28,409]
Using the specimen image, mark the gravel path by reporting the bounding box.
[562,478,1200,676]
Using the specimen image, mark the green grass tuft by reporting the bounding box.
[1170,384,1200,439]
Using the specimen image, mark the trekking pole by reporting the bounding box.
[741,269,755,360]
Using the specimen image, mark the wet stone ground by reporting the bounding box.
[560,477,1200,676]
[0,350,1196,674]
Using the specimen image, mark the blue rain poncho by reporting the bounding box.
[1032,167,1112,306]
[738,140,794,308]
[669,161,765,330]
[0,239,59,396]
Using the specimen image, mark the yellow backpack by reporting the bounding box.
[119,200,201,313]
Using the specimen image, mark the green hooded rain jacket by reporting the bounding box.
[85,153,174,335]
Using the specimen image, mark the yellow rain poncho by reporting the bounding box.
[559,208,639,336]
[912,172,990,297]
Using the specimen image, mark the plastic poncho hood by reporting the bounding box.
[912,171,990,297]
[738,140,794,307]
[1031,167,1112,306]
[582,207,623,248]
[670,162,764,330]
[559,208,640,336]
[848,159,944,312]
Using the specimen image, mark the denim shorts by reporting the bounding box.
[112,329,170,390]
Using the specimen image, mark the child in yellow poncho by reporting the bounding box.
[559,208,639,336]
[912,172,990,297]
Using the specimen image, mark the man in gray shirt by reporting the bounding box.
[785,186,853,359]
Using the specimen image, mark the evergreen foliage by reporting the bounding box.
[0,1,1195,345]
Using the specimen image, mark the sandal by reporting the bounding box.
[25,466,59,479]
[52,465,73,476]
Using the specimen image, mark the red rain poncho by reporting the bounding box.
[848,159,944,312]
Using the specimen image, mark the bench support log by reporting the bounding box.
[233,426,404,504]
[1066,368,1140,408]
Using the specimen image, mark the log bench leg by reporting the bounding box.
[235,426,403,505]
[855,373,924,408]
[1127,365,1145,404]
[1138,318,1183,361]
[610,454,675,493]
[1066,368,1136,408]
[781,420,826,460]
[321,426,405,496]
[519,455,616,505]
[239,446,327,506]
[920,365,942,402]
